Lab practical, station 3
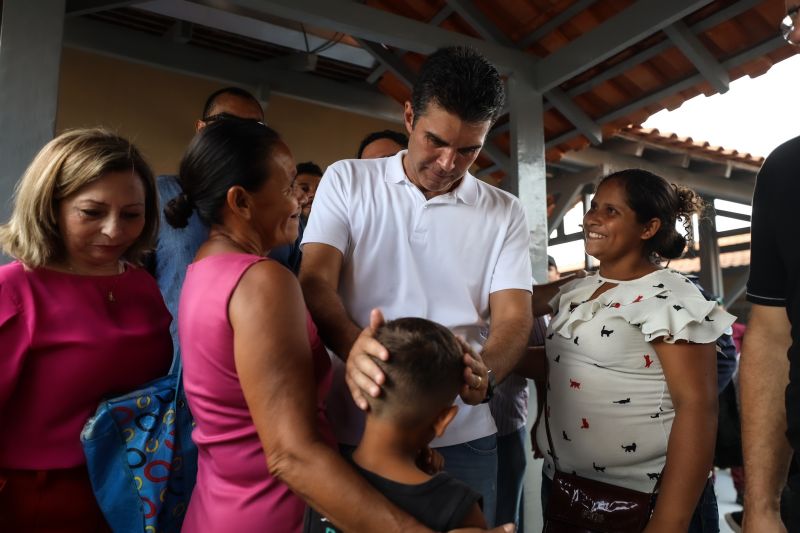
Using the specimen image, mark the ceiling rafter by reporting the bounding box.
[534,0,714,92]
[481,144,511,174]
[62,16,404,122]
[364,5,454,84]
[562,0,760,100]
[355,38,415,88]
[356,20,513,173]
[139,0,376,69]
[544,88,602,145]
[137,0,762,161]
[488,0,762,139]
[487,0,759,143]
[663,21,729,94]
[546,35,786,151]
[66,0,144,16]
[447,0,514,46]
[548,165,607,230]
[447,0,602,144]
[517,0,598,49]
[561,146,755,204]
[206,0,536,81]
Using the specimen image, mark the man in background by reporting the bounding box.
[740,6,800,532]
[357,129,408,159]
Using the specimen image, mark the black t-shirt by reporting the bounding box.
[746,135,800,457]
[303,464,481,532]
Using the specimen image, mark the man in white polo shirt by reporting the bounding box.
[299,46,533,527]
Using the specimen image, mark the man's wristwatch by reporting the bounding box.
[480,369,496,403]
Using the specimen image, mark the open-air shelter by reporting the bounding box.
[1,0,796,286]
[1,0,797,527]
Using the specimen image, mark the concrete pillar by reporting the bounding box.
[0,0,65,227]
[507,74,548,284]
[698,199,723,299]
[505,74,548,532]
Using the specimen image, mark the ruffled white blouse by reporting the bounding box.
[535,269,735,491]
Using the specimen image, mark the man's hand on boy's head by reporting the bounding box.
[457,338,490,405]
[346,308,389,410]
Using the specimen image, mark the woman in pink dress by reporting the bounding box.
[167,118,494,533]
[0,128,173,531]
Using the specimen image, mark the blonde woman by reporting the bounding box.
[0,129,172,531]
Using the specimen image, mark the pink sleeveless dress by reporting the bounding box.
[179,253,335,532]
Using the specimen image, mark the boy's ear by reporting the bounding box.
[432,405,459,438]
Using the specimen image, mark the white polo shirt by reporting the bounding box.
[302,150,533,447]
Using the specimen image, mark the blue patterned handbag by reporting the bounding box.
[81,356,197,532]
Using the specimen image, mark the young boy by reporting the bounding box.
[304,317,485,531]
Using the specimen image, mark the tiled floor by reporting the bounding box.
[716,468,741,533]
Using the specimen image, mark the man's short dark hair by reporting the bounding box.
[411,46,505,126]
[548,255,558,270]
[356,130,409,158]
[202,87,262,120]
[296,161,323,177]
[368,317,463,427]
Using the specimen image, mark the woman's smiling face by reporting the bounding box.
[583,178,652,264]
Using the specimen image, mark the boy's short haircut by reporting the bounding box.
[368,318,464,427]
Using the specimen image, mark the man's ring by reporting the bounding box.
[473,375,482,389]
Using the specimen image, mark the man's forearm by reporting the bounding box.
[741,325,793,514]
[482,316,533,382]
[300,276,361,360]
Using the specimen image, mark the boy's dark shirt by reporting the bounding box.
[303,462,481,532]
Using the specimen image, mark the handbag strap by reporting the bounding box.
[168,347,184,403]
[543,378,561,472]
[542,369,664,494]
[168,346,182,377]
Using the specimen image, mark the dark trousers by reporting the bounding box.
[495,427,526,529]
[0,466,111,533]
[782,472,800,530]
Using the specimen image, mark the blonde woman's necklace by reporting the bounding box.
[63,260,125,303]
[105,262,125,303]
